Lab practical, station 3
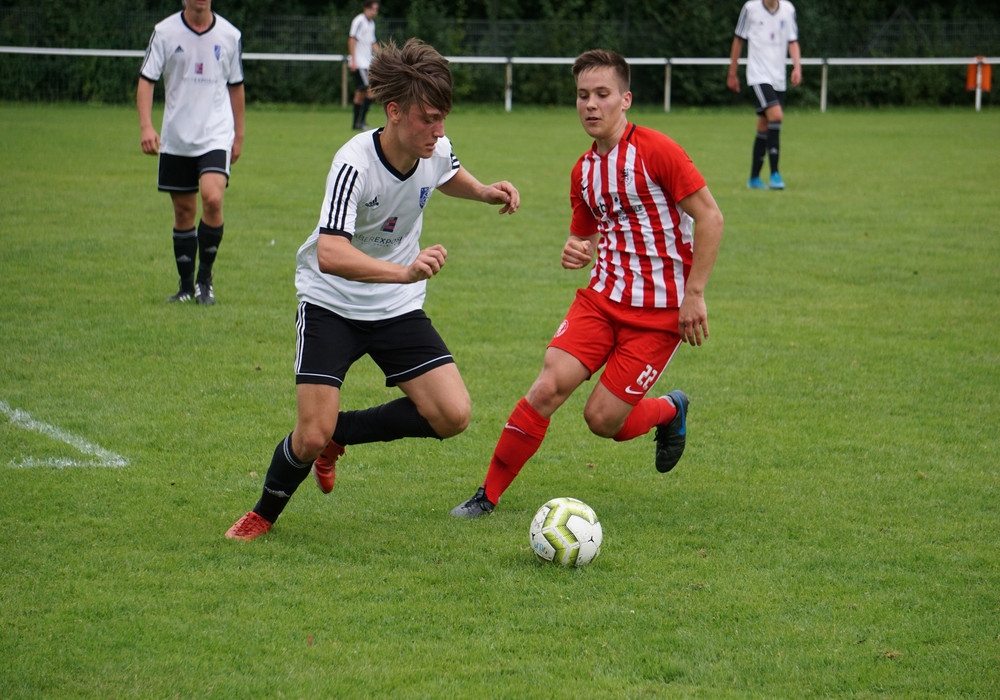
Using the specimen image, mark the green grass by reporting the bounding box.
[1,102,999,698]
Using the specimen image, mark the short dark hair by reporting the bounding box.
[572,49,631,92]
[368,39,453,114]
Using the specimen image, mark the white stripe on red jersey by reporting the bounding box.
[570,123,706,309]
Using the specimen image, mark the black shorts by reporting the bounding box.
[750,83,785,114]
[157,150,230,193]
[294,302,455,388]
[352,69,370,91]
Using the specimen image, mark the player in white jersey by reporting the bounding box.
[451,50,724,519]
[137,0,245,305]
[227,39,521,541]
[727,0,801,190]
[348,0,379,130]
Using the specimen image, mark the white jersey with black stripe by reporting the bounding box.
[349,12,377,71]
[734,0,798,91]
[139,11,243,157]
[295,130,460,321]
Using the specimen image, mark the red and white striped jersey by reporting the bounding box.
[570,123,706,309]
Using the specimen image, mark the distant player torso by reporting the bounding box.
[350,15,377,69]
[140,12,243,156]
[735,0,798,90]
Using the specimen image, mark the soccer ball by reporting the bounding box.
[529,497,603,567]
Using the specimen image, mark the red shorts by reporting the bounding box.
[549,288,682,405]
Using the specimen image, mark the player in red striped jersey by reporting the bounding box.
[452,49,724,519]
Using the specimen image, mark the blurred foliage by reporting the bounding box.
[1,1,997,105]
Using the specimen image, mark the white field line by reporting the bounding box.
[1,400,129,468]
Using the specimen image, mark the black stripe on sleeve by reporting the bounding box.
[325,164,359,232]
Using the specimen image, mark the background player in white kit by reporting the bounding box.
[137,0,245,304]
[348,0,379,130]
[227,39,520,541]
[727,0,801,190]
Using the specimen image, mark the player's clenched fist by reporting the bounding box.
[408,244,447,282]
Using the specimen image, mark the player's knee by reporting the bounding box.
[293,424,335,462]
[432,402,470,439]
[526,374,564,414]
[201,192,224,219]
[583,408,620,439]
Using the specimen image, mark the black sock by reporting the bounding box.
[173,228,197,288]
[254,433,312,523]
[196,220,223,283]
[767,121,782,174]
[352,103,363,128]
[360,97,372,124]
[332,397,440,445]
[751,132,767,179]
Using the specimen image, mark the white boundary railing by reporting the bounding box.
[1,47,994,112]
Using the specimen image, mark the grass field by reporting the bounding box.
[1,102,999,698]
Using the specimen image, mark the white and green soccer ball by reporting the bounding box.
[529,497,603,567]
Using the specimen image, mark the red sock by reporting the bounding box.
[613,396,677,442]
[483,398,550,504]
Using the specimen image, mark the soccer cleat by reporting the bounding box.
[225,511,272,540]
[195,277,215,305]
[747,176,767,190]
[167,279,195,303]
[768,172,786,190]
[313,439,344,494]
[450,487,495,519]
[654,390,689,473]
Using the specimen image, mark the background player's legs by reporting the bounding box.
[195,172,227,301]
[763,103,785,185]
[168,192,198,301]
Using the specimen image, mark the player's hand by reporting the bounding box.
[561,237,594,270]
[678,293,709,346]
[407,244,447,282]
[140,126,160,156]
[726,73,741,93]
[791,66,803,88]
[485,181,520,214]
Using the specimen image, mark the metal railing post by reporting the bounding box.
[821,60,828,113]
[664,61,671,113]
[505,60,513,112]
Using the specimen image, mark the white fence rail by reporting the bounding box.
[1,47,994,112]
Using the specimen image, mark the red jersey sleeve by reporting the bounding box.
[569,155,599,238]
[634,126,706,204]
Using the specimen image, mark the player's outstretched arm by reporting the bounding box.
[789,40,803,88]
[318,234,447,283]
[437,166,520,214]
[228,83,245,164]
[676,186,723,347]
[726,37,744,93]
[136,79,161,155]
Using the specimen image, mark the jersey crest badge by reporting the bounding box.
[419,187,431,209]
